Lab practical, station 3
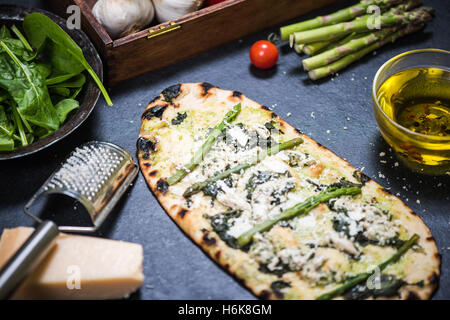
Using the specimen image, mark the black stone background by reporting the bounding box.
[0,0,449,299]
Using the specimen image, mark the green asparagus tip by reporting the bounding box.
[316,233,420,300]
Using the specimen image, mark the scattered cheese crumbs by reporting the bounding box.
[364,76,368,80]
[311,112,315,119]
[360,167,365,172]
[145,285,154,289]
[394,162,399,167]
[326,130,331,134]
[286,112,292,117]
[378,172,385,179]
[379,152,386,157]
[346,117,350,121]
[380,160,387,164]
[343,126,348,130]
[416,199,421,204]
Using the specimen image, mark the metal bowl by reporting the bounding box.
[0,5,102,160]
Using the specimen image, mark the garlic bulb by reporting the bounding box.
[93,0,155,39]
[153,0,203,23]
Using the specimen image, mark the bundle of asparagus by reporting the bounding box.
[281,0,434,80]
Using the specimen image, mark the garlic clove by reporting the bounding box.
[153,0,204,23]
[93,0,155,39]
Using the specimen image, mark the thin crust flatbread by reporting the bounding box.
[137,83,440,300]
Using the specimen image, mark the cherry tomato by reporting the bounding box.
[249,40,279,70]
[205,0,227,6]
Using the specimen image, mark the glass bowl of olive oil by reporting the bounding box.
[372,49,450,175]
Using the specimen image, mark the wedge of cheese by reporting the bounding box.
[0,227,144,300]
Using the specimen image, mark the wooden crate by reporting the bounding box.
[49,0,343,86]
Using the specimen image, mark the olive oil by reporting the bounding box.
[377,67,450,137]
[375,66,450,172]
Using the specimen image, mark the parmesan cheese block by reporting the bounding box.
[0,227,144,300]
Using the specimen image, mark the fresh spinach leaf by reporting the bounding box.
[0,105,15,150]
[34,61,52,79]
[23,13,112,106]
[54,98,79,123]
[47,41,84,75]
[45,72,78,86]
[0,25,11,39]
[49,86,71,98]
[11,25,33,52]
[0,41,59,130]
[49,73,85,88]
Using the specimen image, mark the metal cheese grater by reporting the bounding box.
[0,141,138,299]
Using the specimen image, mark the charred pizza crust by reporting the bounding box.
[137,82,440,300]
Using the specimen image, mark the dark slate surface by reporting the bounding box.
[0,0,449,300]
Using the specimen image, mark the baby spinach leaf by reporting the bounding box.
[0,25,11,39]
[0,38,30,59]
[47,41,84,75]
[0,106,18,150]
[0,41,59,130]
[49,86,71,98]
[54,98,79,123]
[45,72,78,86]
[23,13,112,106]
[11,25,33,52]
[50,73,85,88]
[34,61,52,79]
[0,135,14,151]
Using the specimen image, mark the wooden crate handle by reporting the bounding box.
[147,22,182,39]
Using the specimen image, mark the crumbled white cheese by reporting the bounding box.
[278,247,311,270]
[323,231,360,256]
[216,181,251,211]
[227,216,253,238]
[251,176,296,222]
[227,126,249,147]
[253,124,270,140]
[262,158,290,174]
[275,151,290,162]
[331,196,399,245]
[296,215,316,229]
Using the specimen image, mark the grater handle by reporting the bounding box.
[0,221,59,300]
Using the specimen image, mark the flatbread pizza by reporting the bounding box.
[137,82,440,300]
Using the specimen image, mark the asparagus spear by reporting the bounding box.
[300,0,422,55]
[316,234,420,300]
[303,26,399,71]
[236,186,362,248]
[280,0,404,41]
[302,36,346,56]
[389,0,423,14]
[297,0,423,54]
[308,22,428,80]
[294,44,304,54]
[315,31,372,54]
[183,137,304,198]
[167,103,241,185]
[291,6,433,44]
